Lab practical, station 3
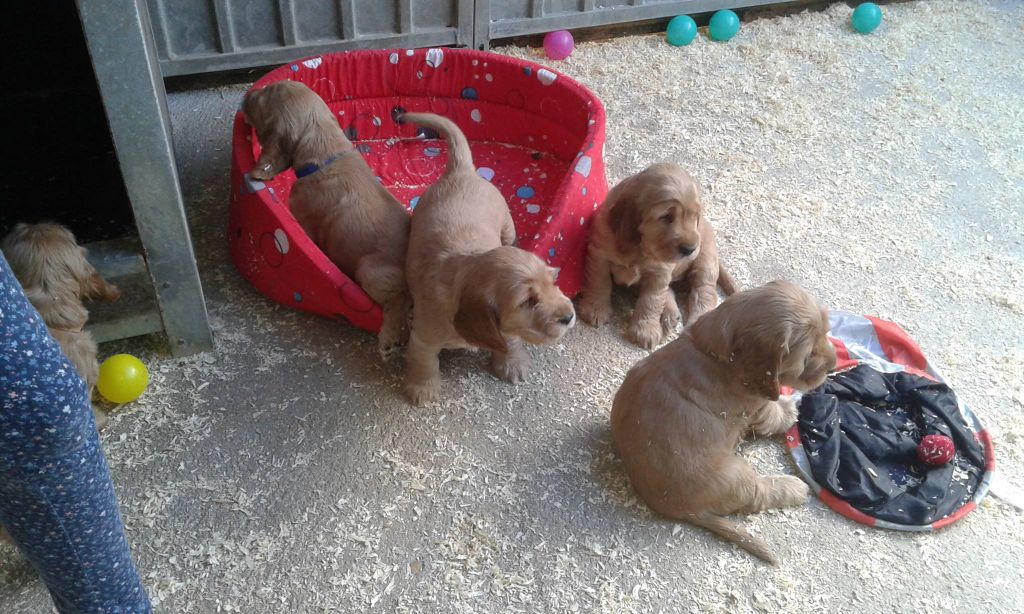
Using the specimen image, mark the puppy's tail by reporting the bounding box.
[684,512,777,565]
[717,263,737,296]
[398,112,474,177]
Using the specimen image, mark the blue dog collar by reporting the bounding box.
[294,150,355,179]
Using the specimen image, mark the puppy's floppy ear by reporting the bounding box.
[66,246,119,303]
[690,300,788,400]
[241,86,271,129]
[453,285,507,353]
[243,87,293,180]
[250,133,291,180]
[606,190,642,253]
[85,273,120,302]
[689,305,734,365]
[81,269,120,303]
[745,323,790,401]
[25,287,88,331]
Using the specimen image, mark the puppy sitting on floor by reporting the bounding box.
[1,223,121,430]
[578,163,735,349]
[398,112,576,406]
[611,281,836,564]
[243,80,412,359]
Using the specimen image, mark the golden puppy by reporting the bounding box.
[243,80,411,359]
[399,112,576,406]
[1,223,121,430]
[611,281,837,563]
[578,163,735,349]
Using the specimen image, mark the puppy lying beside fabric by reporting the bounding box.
[578,163,735,349]
[611,281,836,563]
[2,223,121,430]
[243,80,411,359]
[398,112,576,406]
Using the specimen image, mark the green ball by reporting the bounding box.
[851,2,882,34]
[708,10,740,42]
[666,15,697,46]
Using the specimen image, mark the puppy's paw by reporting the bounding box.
[377,329,408,362]
[684,305,711,327]
[627,318,664,350]
[752,396,799,436]
[378,340,402,362]
[249,166,276,181]
[491,352,530,384]
[770,475,811,508]
[403,379,441,406]
[776,395,798,430]
[92,406,108,432]
[101,283,121,303]
[577,297,612,328]
[611,264,640,287]
[661,301,681,336]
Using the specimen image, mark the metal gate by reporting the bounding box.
[150,0,814,75]
[148,0,475,76]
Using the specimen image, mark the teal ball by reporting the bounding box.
[666,15,697,46]
[708,10,740,42]
[851,2,882,34]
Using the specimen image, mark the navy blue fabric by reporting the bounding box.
[798,364,985,526]
[0,253,151,613]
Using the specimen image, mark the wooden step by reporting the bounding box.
[85,238,164,344]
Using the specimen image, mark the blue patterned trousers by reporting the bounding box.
[0,253,151,613]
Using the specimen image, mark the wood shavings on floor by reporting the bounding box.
[2,1,1023,612]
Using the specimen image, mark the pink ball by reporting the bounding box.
[543,30,574,61]
[917,434,955,466]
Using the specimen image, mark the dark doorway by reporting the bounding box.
[0,0,135,243]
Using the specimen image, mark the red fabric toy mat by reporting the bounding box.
[229,48,608,332]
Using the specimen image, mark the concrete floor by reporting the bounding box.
[2,1,1023,612]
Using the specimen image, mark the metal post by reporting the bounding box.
[473,0,491,50]
[398,0,413,34]
[75,0,214,356]
[339,0,357,40]
[456,0,475,48]
[279,0,298,46]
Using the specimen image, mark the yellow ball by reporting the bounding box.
[97,354,149,404]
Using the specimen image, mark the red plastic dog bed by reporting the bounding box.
[229,48,608,331]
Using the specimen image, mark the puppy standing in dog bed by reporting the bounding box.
[242,81,412,359]
[399,112,577,406]
[611,281,836,563]
[579,163,736,349]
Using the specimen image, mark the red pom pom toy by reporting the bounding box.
[917,434,955,466]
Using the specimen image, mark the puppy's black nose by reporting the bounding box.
[678,245,696,257]
[558,313,575,326]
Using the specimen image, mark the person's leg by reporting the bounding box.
[0,253,151,613]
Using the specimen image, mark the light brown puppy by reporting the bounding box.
[1,223,121,430]
[243,80,411,359]
[611,281,837,564]
[578,163,736,349]
[400,112,576,406]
